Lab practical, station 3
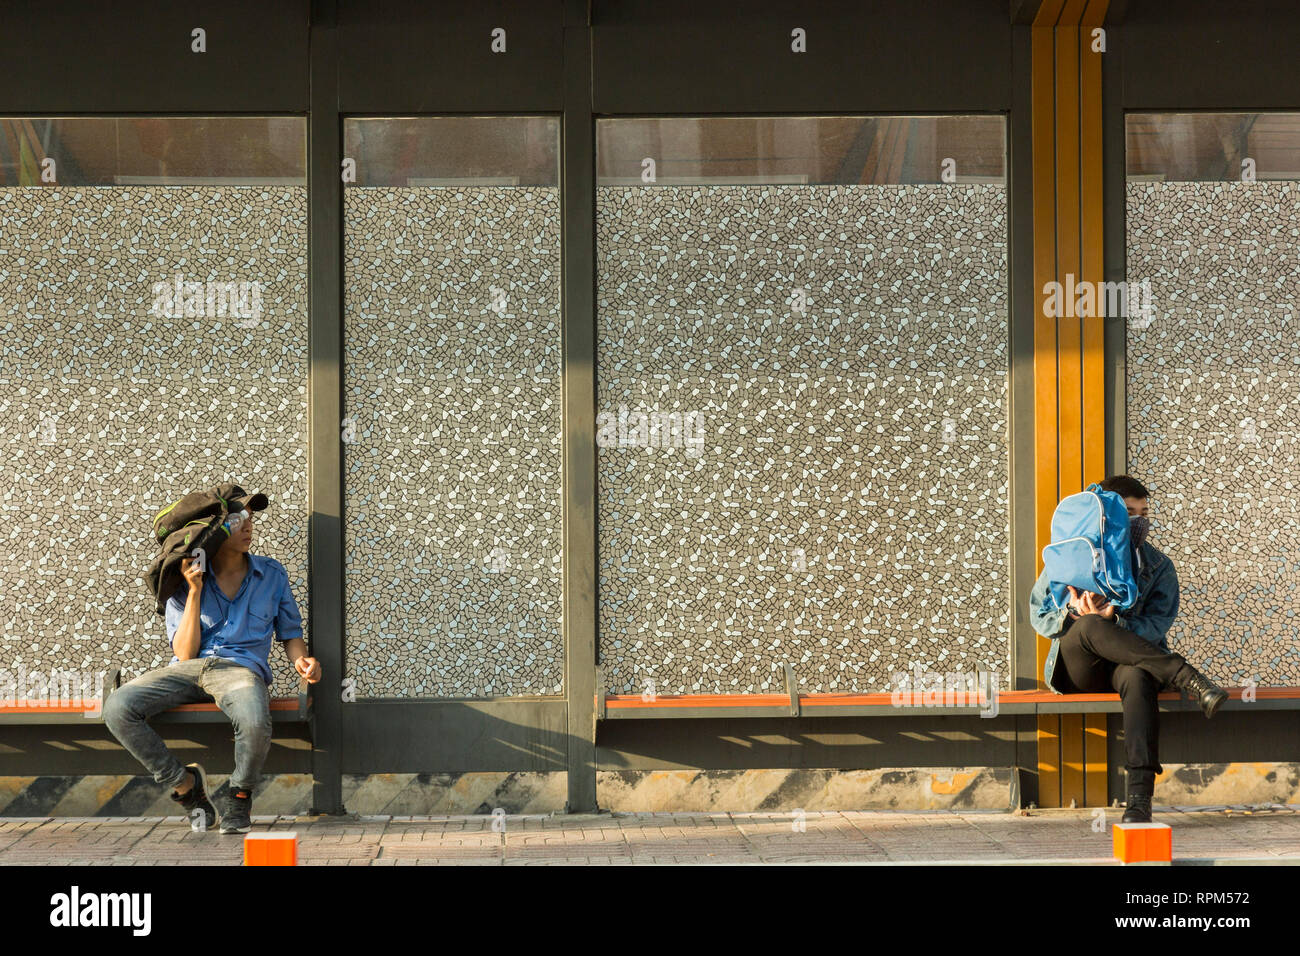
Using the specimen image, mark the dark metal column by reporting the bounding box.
[1102,10,1126,477]
[1009,18,1040,697]
[1010,12,1042,808]
[308,0,346,815]
[1101,3,1129,810]
[562,0,598,813]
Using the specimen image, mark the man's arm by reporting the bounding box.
[168,559,205,660]
[272,564,319,680]
[283,637,310,668]
[1117,557,1179,651]
[271,563,304,646]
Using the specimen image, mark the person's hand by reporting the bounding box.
[1068,586,1115,619]
[181,556,204,594]
[1085,591,1116,618]
[294,656,322,683]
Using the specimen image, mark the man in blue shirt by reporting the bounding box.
[105,490,320,834]
[1028,474,1226,824]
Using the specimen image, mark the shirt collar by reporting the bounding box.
[206,553,265,579]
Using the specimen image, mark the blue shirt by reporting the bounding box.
[165,554,303,685]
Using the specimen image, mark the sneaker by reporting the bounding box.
[219,785,253,834]
[170,763,218,831]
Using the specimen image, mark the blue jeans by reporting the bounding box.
[103,656,272,793]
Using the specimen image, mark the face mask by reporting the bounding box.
[1130,515,1151,549]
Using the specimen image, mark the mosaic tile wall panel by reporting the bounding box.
[0,186,311,699]
[596,184,1010,694]
[343,187,563,697]
[1126,180,1300,685]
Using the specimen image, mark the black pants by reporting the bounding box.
[1054,613,1190,792]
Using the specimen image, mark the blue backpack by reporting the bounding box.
[1041,482,1139,614]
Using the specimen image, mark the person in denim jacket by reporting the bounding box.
[1028,475,1226,823]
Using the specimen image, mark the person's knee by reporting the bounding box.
[1058,616,1093,650]
[1071,612,1120,649]
[101,689,138,731]
[225,695,272,745]
[1073,612,1107,636]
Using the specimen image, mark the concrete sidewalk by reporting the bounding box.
[2,806,1299,865]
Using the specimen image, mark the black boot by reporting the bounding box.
[1122,770,1155,824]
[1177,664,1228,718]
[1122,793,1152,824]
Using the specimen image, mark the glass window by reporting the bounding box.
[1125,111,1300,686]
[596,115,1009,695]
[0,117,305,185]
[0,117,309,700]
[341,116,562,698]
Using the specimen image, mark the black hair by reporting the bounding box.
[1099,474,1149,500]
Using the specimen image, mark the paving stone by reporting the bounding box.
[1,809,1297,865]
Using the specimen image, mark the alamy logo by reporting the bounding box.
[595,405,705,457]
[1042,273,1154,325]
[890,664,1002,718]
[150,273,264,327]
[49,886,151,936]
[0,664,107,718]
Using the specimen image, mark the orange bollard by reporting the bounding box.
[244,831,298,866]
[1113,822,1171,864]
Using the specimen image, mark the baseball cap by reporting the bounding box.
[211,482,268,515]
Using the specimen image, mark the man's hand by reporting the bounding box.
[181,556,204,593]
[294,656,322,683]
[1066,585,1116,619]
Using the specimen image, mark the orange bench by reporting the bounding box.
[595,665,1300,719]
[0,668,311,724]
